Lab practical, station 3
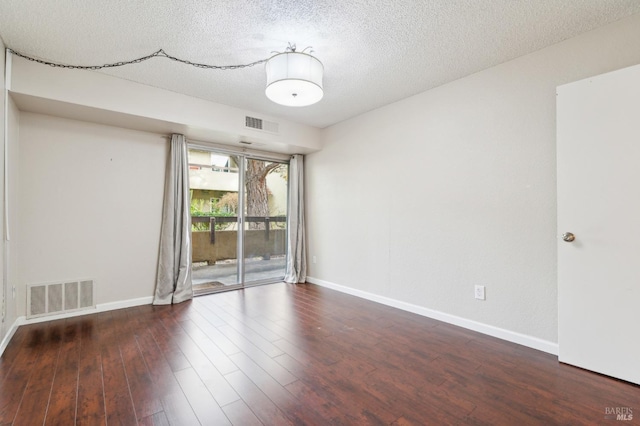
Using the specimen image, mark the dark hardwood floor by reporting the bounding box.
[0,283,638,425]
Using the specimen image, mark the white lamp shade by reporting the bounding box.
[265,52,324,107]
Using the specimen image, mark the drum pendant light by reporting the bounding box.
[265,50,324,107]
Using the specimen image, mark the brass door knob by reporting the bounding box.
[562,232,575,242]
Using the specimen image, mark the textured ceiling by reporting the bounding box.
[1,1,640,128]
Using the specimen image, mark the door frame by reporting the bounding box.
[188,142,290,292]
[556,64,640,385]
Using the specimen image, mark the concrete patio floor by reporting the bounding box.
[192,256,286,290]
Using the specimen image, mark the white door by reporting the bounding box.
[557,64,640,385]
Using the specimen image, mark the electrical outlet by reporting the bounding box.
[474,285,486,300]
[312,256,317,264]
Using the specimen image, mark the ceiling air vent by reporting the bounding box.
[245,116,279,134]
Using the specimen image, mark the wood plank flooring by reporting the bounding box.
[0,282,638,425]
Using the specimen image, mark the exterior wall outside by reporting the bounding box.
[267,171,288,217]
[190,162,288,217]
[188,150,211,165]
[189,170,238,194]
[192,229,286,264]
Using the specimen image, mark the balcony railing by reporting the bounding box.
[188,163,238,173]
[191,216,287,264]
[191,216,286,244]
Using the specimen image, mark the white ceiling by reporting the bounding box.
[1,1,640,129]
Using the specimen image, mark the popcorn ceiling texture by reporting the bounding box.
[0,0,639,128]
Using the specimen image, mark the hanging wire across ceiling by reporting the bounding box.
[7,43,325,107]
[6,48,270,70]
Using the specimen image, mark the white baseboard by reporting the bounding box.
[0,295,154,356]
[0,318,21,356]
[307,276,558,355]
[96,296,154,313]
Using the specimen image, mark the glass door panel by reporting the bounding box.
[243,158,288,285]
[188,149,289,294]
[188,150,242,294]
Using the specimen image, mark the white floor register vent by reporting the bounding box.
[27,279,95,319]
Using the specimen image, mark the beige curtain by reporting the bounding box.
[153,134,193,304]
[284,154,307,283]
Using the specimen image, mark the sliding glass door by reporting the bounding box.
[243,158,288,284]
[188,148,288,294]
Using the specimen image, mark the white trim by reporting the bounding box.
[0,316,19,355]
[4,48,10,92]
[4,48,11,240]
[237,156,246,282]
[3,49,12,325]
[95,296,154,313]
[188,140,291,162]
[18,295,154,326]
[307,276,559,355]
[0,295,154,356]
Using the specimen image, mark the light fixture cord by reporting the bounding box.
[7,48,270,71]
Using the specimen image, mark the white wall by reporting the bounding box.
[1,37,21,347]
[16,113,167,315]
[5,96,18,329]
[306,13,640,345]
[9,56,321,155]
[0,39,6,339]
[1,39,20,349]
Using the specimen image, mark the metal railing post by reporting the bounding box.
[210,217,216,244]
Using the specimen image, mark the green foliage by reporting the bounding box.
[190,193,235,231]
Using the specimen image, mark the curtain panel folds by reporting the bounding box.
[284,154,307,283]
[153,134,193,304]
